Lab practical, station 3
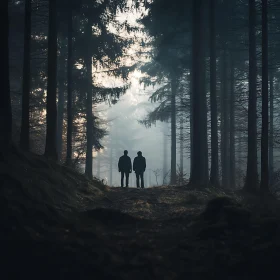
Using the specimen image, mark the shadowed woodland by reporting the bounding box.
[2,0,280,279]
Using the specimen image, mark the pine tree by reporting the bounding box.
[45,0,58,160]
[0,0,12,152]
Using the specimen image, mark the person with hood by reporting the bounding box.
[133,151,146,188]
[118,150,132,188]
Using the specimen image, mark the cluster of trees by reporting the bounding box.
[140,0,280,193]
[3,0,280,193]
[3,0,137,178]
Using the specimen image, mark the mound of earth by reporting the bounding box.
[1,147,280,280]
[0,146,108,218]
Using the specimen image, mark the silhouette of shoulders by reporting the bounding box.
[120,155,131,159]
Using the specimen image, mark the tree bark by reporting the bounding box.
[209,0,219,187]
[229,57,236,189]
[66,1,73,165]
[85,18,93,178]
[170,77,177,185]
[244,0,258,192]
[57,41,66,161]
[189,0,208,187]
[189,72,193,181]
[109,146,113,186]
[260,0,269,194]
[0,0,12,153]
[179,117,184,185]
[45,0,58,160]
[269,72,274,182]
[162,126,168,185]
[221,49,230,188]
[179,81,184,182]
[20,0,32,151]
[97,151,101,178]
[237,126,243,187]
[201,51,209,185]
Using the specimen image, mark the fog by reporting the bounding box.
[95,76,190,187]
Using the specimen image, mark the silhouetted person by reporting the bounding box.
[133,151,146,188]
[118,150,132,188]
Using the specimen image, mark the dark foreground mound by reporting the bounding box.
[1,148,280,279]
[0,148,123,279]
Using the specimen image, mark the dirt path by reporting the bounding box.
[82,186,220,257]
[102,186,206,220]
[81,186,207,250]
[3,150,280,279]
[3,183,280,280]
[76,186,280,280]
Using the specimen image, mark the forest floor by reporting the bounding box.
[1,147,280,279]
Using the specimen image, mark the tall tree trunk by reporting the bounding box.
[170,77,177,185]
[260,0,269,194]
[57,41,66,161]
[201,33,209,186]
[45,0,58,160]
[189,73,194,181]
[85,19,93,178]
[0,0,12,152]
[97,151,101,178]
[269,72,274,182]
[237,126,243,187]
[209,0,219,186]
[162,126,168,184]
[20,0,31,151]
[179,117,184,185]
[109,146,113,186]
[221,50,230,188]
[66,1,73,165]
[229,57,236,189]
[244,0,258,192]
[189,0,208,187]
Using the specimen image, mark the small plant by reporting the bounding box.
[176,165,188,186]
[152,169,161,185]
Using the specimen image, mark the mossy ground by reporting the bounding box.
[1,148,280,279]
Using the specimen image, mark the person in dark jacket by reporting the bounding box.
[133,151,146,188]
[118,150,132,188]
